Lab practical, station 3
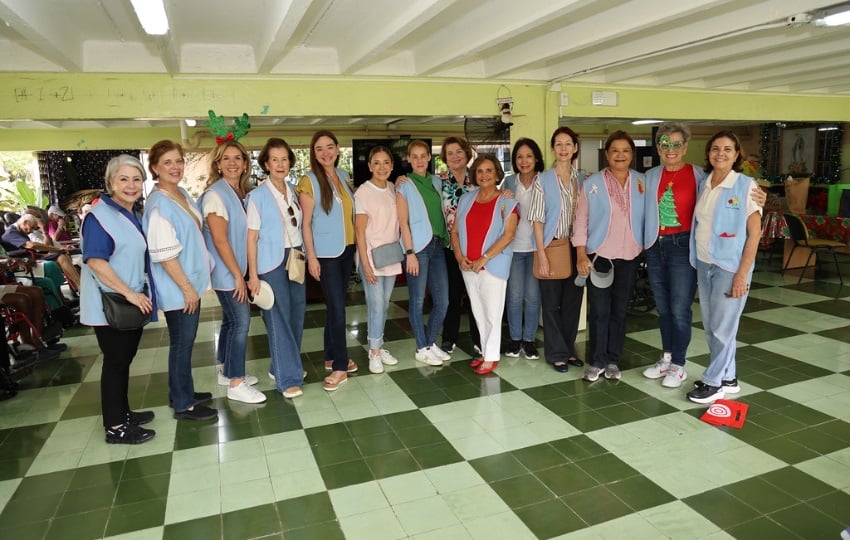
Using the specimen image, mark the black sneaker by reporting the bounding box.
[194,391,213,403]
[105,424,155,444]
[522,341,540,360]
[505,340,522,358]
[127,410,155,426]
[721,379,741,394]
[174,404,218,421]
[687,381,725,404]
[441,341,455,354]
[35,347,61,362]
[46,342,68,352]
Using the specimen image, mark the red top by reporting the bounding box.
[656,166,696,235]
[465,197,518,260]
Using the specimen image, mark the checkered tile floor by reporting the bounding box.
[1,255,849,539]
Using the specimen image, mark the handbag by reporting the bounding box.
[99,283,151,331]
[371,242,404,269]
[286,248,306,284]
[533,237,573,280]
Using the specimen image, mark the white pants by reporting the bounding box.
[462,269,507,362]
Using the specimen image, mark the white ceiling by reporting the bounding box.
[0,0,848,130]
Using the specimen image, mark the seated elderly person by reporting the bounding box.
[46,205,73,243]
[2,214,80,290]
[0,262,64,362]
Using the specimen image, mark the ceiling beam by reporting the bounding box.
[413,0,586,76]
[704,46,848,89]
[539,0,834,83]
[256,0,315,73]
[340,0,454,74]
[0,0,82,70]
[782,67,850,92]
[484,0,722,79]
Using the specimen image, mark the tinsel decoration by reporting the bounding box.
[759,122,844,185]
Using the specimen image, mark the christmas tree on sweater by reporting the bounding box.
[659,182,680,229]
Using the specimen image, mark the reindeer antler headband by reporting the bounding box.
[205,110,251,145]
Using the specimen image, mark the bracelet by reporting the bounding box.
[482,253,490,259]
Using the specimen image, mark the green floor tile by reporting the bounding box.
[755,435,821,464]
[723,477,799,514]
[513,498,585,539]
[606,475,675,511]
[470,452,528,482]
[222,503,281,539]
[786,427,848,455]
[69,461,124,491]
[727,516,801,540]
[535,463,597,497]
[562,485,634,526]
[683,488,763,529]
[394,424,445,448]
[2,520,50,540]
[407,441,463,470]
[510,444,567,472]
[769,503,845,539]
[114,474,171,505]
[104,497,167,537]
[489,473,555,508]
[760,466,836,500]
[597,402,649,425]
[383,409,432,431]
[346,416,393,438]
[11,468,75,498]
[305,422,352,446]
[56,484,117,516]
[562,410,617,432]
[163,514,221,540]
[312,438,362,467]
[549,434,608,461]
[45,508,109,540]
[0,457,33,482]
[318,459,373,490]
[283,520,345,540]
[355,431,405,457]
[576,453,639,484]
[809,490,850,523]
[0,490,62,526]
[276,492,336,531]
[364,449,420,479]
[122,453,173,480]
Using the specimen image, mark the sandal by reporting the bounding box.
[324,359,358,373]
[323,371,348,392]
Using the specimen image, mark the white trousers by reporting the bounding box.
[461,269,507,362]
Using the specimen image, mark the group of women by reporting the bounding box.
[81,124,763,445]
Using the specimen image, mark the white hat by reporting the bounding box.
[250,280,275,310]
[589,256,614,289]
[47,204,66,217]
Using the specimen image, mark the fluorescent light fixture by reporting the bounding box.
[131,0,169,35]
[819,9,850,26]
[818,126,839,131]
[184,119,196,127]
[632,119,663,125]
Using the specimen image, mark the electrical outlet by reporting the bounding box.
[559,93,569,106]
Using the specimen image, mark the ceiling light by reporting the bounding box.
[818,126,839,131]
[131,0,169,35]
[184,119,196,127]
[632,119,663,125]
[818,9,850,26]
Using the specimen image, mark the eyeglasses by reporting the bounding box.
[287,205,297,227]
[658,141,685,152]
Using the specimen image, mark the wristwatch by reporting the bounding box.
[405,249,414,255]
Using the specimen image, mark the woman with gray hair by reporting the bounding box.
[2,213,81,289]
[80,154,156,444]
[642,123,763,389]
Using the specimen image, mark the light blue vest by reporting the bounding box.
[397,174,442,253]
[532,168,569,249]
[307,169,354,258]
[143,188,211,312]
[582,169,645,253]
[643,164,706,248]
[80,201,149,326]
[456,192,518,280]
[199,179,248,291]
[690,173,754,273]
[246,181,302,273]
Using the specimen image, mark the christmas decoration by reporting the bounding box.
[205,110,251,145]
[658,182,680,228]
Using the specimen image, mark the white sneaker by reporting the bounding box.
[227,381,267,403]
[369,353,385,374]
[218,369,259,386]
[379,349,398,365]
[268,371,275,381]
[415,347,443,366]
[430,344,451,361]
[661,364,687,388]
[642,359,670,380]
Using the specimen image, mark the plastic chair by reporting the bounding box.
[781,213,844,285]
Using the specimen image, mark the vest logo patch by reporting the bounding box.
[725,197,740,208]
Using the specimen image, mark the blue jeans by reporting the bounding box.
[587,257,638,368]
[318,244,356,372]
[406,237,449,349]
[261,253,306,390]
[645,233,698,366]
[507,251,540,341]
[215,289,250,379]
[359,267,396,350]
[696,260,751,387]
[164,307,201,412]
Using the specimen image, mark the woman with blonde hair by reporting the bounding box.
[199,140,266,404]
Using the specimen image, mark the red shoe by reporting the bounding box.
[469,358,484,368]
[474,362,497,375]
